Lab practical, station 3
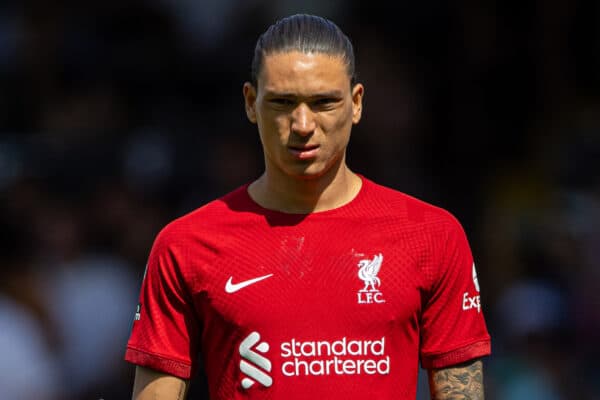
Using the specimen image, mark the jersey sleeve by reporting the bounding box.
[125,226,200,379]
[419,215,491,369]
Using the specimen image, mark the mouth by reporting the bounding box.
[287,144,320,160]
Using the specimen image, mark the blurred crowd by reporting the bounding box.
[0,0,598,399]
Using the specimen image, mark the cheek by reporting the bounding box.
[257,117,292,154]
[257,109,289,135]
[326,107,354,137]
[273,114,291,133]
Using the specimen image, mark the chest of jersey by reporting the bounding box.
[187,217,428,398]
[196,219,424,335]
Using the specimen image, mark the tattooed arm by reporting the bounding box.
[428,359,484,400]
[132,366,190,400]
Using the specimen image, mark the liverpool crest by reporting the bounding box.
[357,253,385,304]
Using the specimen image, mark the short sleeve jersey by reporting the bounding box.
[125,176,490,399]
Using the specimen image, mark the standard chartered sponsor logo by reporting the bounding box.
[281,337,390,376]
[239,333,390,389]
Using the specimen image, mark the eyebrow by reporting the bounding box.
[264,90,344,99]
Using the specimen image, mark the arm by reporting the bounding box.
[428,359,484,400]
[132,366,190,400]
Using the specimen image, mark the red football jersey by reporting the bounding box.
[125,176,490,399]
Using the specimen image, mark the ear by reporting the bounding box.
[351,83,364,124]
[243,82,258,124]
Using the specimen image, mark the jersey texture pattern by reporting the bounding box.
[125,176,491,399]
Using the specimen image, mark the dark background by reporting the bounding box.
[1,1,598,398]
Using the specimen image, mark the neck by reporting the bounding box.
[248,161,362,214]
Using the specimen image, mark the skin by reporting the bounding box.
[132,366,188,400]
[243,51,364,213]
[131,50,486,399]
[428,359,485,400]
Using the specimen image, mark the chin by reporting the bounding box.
[270,154,340,181]
[286,163,335,181]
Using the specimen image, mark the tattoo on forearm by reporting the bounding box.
[429,360,484,400]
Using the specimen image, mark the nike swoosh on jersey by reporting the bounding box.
[225,274,274,293]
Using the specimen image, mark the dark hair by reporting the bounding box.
[250,14,356,87]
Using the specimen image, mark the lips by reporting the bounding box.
[287,144,320,160]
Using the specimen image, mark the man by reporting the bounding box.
[125,14,491,399]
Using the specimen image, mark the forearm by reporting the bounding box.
[132,366,189,400]
[428,359,484,400]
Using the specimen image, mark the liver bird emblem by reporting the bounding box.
[358,253,383,292]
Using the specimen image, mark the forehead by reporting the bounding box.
[258,51,350,95]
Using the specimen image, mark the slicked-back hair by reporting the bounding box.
[250,14,356,88]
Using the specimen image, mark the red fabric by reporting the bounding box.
[421,340,491,370]
[124,347,191,379]
[125,176,490,399]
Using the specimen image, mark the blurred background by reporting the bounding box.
[0,0,598,399]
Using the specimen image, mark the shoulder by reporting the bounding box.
[361,177,463,232]
[153,184,253,248]
[144,185,255,280]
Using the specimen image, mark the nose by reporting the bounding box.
[291,103,316,137]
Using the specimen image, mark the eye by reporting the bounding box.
[269,98,295,106]
[312,98,339,109]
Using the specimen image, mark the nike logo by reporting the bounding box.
[225,274,273,293]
